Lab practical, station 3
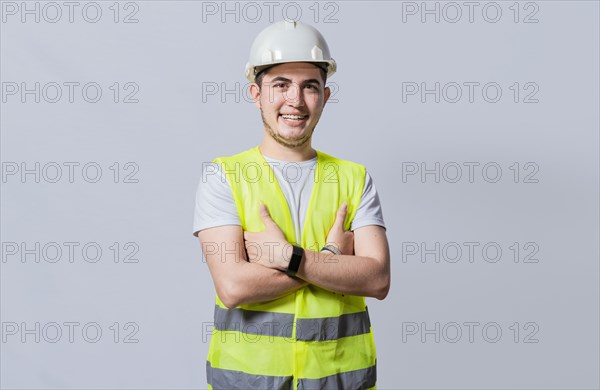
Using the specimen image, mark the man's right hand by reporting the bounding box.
[324,202,354,255]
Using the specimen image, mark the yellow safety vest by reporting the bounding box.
[207,146,377,390]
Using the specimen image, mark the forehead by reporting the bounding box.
[263,62,323,81]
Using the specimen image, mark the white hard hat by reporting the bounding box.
[245,20,337,83]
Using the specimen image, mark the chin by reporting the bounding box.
[271,129,309,146]
[274,126,304,138]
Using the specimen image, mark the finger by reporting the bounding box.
[259,202,275,227]
[246,246,257,261]
[333,202,348,230]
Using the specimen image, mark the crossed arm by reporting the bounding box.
[197,204,390,309]
[198,225,308,308]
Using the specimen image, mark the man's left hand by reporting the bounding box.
[243,203,293,272]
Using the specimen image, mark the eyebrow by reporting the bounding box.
[269,76,322,87]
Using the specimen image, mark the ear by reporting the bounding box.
[323,85,331,107]
[249,82,261,110]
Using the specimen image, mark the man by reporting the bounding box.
[193,20,390,390]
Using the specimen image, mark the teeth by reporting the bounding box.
[281,114,307,120]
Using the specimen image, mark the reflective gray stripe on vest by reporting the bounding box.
[207,361,293,390]
[295,310,371,341]
[297,364,377,390]
[214,305,295,338]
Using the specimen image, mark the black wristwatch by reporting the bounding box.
[286,245,304,277]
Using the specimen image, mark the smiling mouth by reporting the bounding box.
[280,114,308,120]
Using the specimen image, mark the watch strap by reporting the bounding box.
[286,245,304,277]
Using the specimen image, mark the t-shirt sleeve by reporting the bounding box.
[192,162,241,237]
[350,171,387,231]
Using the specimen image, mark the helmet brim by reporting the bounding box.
[248,61,334,83]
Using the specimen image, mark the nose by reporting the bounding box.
[284,83,305,107]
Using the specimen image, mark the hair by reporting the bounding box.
[255,63,327,89]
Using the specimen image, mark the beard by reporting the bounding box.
[260,107,316,149]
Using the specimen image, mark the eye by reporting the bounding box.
[273,83,287,88]
[304,84,318,90]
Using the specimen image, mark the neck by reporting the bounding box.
[259,133,316,162]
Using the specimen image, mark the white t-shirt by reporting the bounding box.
[193,153,386,244]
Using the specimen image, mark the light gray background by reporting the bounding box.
[1,1,599,389]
